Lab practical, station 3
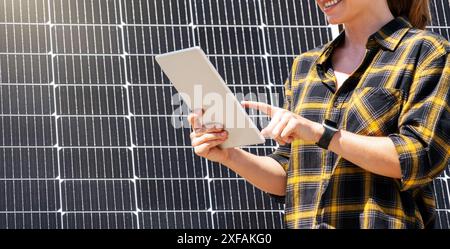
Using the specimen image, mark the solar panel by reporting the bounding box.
[428,0,450,230]
[0,0,448,229]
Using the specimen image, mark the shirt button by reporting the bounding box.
[333,101,339,108]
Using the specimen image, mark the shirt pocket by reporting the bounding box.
[343,87,405,136]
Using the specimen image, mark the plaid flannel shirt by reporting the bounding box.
[268,16,450,229]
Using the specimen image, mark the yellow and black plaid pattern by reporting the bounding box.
[268,17,450,229]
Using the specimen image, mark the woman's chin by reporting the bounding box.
[326,16,344,25]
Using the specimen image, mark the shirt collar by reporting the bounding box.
[316,16,412,67]
[371,16,412,51]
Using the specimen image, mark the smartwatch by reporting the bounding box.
[316,119,339,150]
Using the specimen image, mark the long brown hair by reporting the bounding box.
[387,0,431,29]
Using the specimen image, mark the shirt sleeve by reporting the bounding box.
[266,73,294,173]
[264,61,297,203]
[389,45,450,192]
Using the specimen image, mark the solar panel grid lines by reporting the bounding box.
[0,0,448,229]
[116,0,142,229]
[429,0,450,40]
[186,0,216,229]
[428,0,450,230]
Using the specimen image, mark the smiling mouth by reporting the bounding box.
[324,0,342,9]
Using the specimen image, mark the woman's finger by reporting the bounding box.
[192,131,228,147]
[194,122,224,134]
[261,110,283,137]
[192,127,225,138]
[280,119,298,143]
[271,113,291,140]
[188,109,204,131]
[190,122,225,138]
[241,101,277,117]
[187,113,195,126]
[194,139,227,157]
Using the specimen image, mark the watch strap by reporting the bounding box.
[316,120,338,150]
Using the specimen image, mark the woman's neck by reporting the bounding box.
[342,4,395,50]
[331,3,396,84]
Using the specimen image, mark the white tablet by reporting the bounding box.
[155,47,266,149]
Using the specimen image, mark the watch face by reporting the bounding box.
[324,119,338,129]
[317,119,338,150]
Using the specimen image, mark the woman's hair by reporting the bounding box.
[387,0,431,29]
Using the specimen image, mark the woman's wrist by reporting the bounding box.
[308,120,325,143]
[222,120,324,167]
[220,147,241,167]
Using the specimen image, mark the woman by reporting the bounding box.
[188,0,449,228]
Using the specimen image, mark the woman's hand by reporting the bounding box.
[241,101,324,145]
[188,109,234,163]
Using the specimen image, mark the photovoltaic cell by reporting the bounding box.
[192,0,261,25]
[262,0,328,26]
[52,26,123,54]
[214,212,284,229]
[59,148,133,179]
[0,24,50,53]
[208,147,276,179]
[124,26,193,54]
[0,0,448,229]
[210,180,283,210]
[139,211,212,229]
[54,56,126,85]
[0,0,49,23]
[51,0,121,24]
[0,85,54,114]
[122,0,191,25]
[136,179,210,210]
[129,85,179,115]
[58,117,130,146]
[195,27,264,55]
[64,212,137,229]
[0,180,60,211]
[0,55,53,84]
[430,0,449,38]
[0,213,61,229]
[61,180,136,211]
[209,56,269,85]
[56,86,128,115]
[0,148,58,178]
[265,27,332,55]
[133,148,208,178]
[0,116,56,146]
